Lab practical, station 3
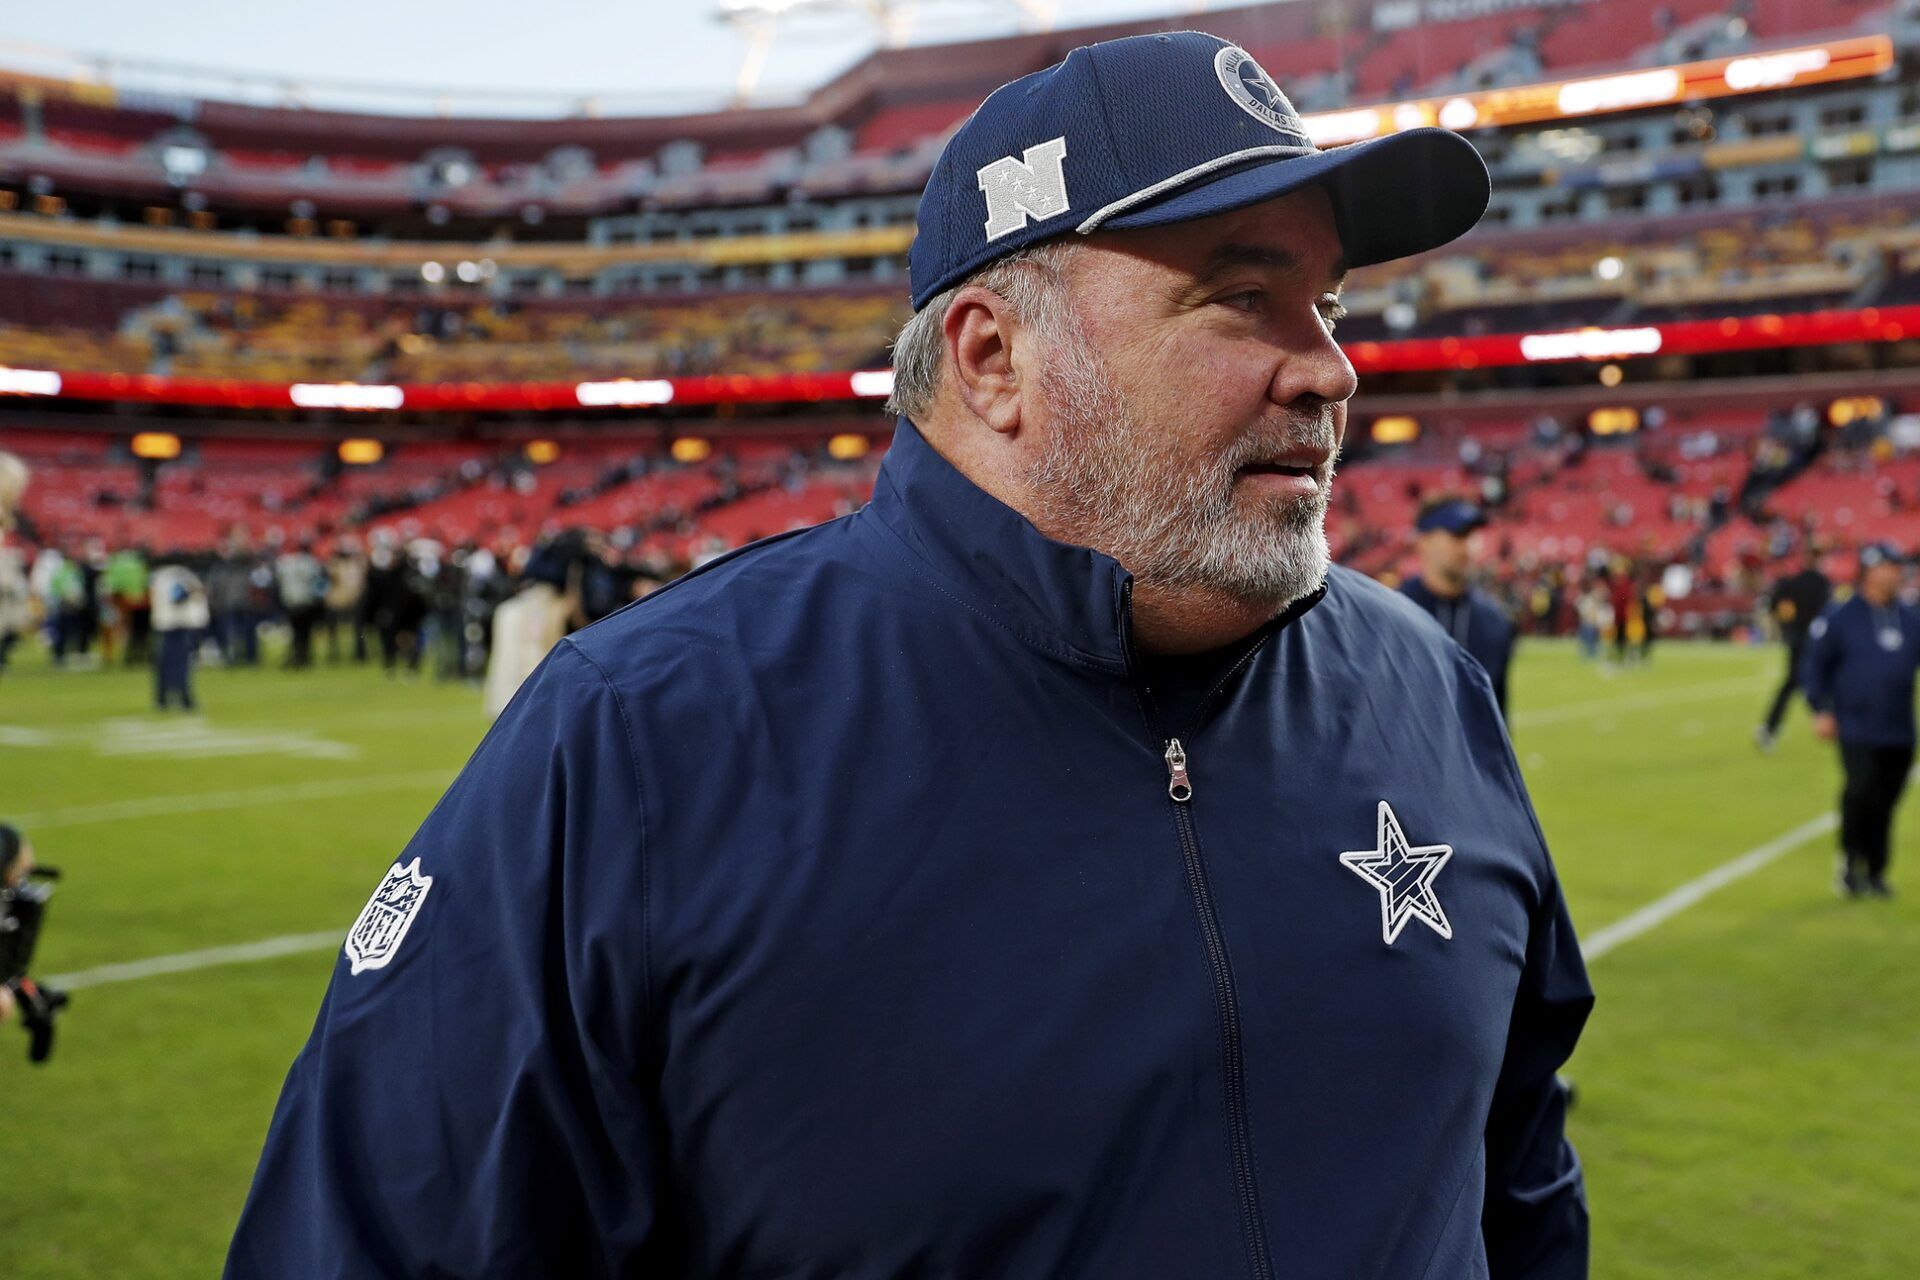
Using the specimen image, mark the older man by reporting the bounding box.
[230,32,1591,1279]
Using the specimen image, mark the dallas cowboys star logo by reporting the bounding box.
[1339,801,1455,946]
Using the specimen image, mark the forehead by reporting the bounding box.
[1074,186,1348,290]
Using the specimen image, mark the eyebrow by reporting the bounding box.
[1194,242,1349,290]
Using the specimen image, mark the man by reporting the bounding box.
[1402,497,1518,715]
[149,555,210,712]
[273,541,325,670]
[0,451,28,676]
[1755,549,1831,752]
[1803,542,1917,897]
[230,33,1590,1278]
[322,537,368,663]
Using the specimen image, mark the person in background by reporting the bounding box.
[1802,542,1918,897]
[105,544,152,667]
[150,554,211,712]
[1756,548,1832,753]
[48,542,93,667]
[275,541,326,670]
[323,538,368,664]
[206,533,261,667]
[364,536,427,677]
[0,452,28,676]
[1400,498,1517,716]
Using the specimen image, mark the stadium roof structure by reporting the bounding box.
[0,0,1894,159]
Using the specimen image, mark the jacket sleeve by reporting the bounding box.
[225,640,665,1278]
[1482,856,1594,1278]
[1799,610,1840,713]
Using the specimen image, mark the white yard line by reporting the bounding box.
[11,769,455,830]
[1581,813,1835,961]
[47,931,345,991]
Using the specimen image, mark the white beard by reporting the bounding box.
[1027,318,1334,609]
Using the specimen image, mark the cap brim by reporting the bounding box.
[1095,127,1490,268]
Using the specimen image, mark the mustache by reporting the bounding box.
[1221,408,1340,473]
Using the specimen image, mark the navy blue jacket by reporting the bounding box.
[1400,578,1517,716]
[1802,594,1920,748]
[228,420,1592,1279]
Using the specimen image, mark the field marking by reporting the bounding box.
[10,769,455,830]
[1510,676,1768,729]
[47,931,344,991]
[1582,813,1835,961]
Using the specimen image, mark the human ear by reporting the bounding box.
[944,287,1024,437]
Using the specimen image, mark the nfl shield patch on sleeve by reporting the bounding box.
[344,857,434,975]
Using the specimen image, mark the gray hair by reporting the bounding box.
[886,242,1075,420]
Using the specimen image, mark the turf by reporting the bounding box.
[1,637,1915,1278]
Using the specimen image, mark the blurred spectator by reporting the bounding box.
[323,540,368,664]
[207,534,264,667]
[105,545,152,666]
[364,538,427,677]
[150,557,210,711]
[1755,550,1831,753]
[275,542,326,670]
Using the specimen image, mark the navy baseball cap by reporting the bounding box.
[908,30,1490,310]
[1859,541,1904,569]
[1416,499,1487,536]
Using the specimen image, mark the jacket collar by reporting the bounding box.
[865,418,1328,673]
[867,418,1133,671]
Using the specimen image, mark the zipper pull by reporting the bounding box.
[1165,738,1193,803]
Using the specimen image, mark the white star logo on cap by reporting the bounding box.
[1339,801,1455,946]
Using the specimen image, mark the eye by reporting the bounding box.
[1219,289,1265,313]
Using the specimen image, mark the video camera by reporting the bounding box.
[1,825,68,1064]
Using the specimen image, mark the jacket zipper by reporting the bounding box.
[1125,581,1276,1280]
[1163,736,1274,1280]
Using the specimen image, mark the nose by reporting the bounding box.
[1268,312,1358,412]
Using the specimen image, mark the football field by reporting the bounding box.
[2,638,1916,1278]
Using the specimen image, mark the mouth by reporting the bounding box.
[1235,451,1331,496]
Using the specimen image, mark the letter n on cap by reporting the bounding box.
[977,137,1070,243]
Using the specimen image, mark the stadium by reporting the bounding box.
[1,0,1918,1274]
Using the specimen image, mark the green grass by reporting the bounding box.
[2,638,1915,1278]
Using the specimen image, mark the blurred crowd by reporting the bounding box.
[0,525,677,692]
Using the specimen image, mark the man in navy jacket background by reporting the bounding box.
[229,31,1592,1279]
[1401,499,1518,717]
[1803,542,1917,897]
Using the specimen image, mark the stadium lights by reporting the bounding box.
[0,366,61,396]
[1369,416,1420,445]
[827,433,871,460]
[1598,363,1624,388]
[576,378,675,407]
[420,261,447,284]
[671,437,713,464]
[129,432,182,460]
[1594,256,1625,282]
[524,439,562,464]
[1518,327,1662,363]
[290,383,405,411]
[1300,35,1892,147]
[1828,397,1886,427]
[1587,407,1640,436]
[18,305,1920,413]
[337,439,385,464]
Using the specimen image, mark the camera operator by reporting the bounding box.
[0,823,36,1027]
[1,821,68,1060]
